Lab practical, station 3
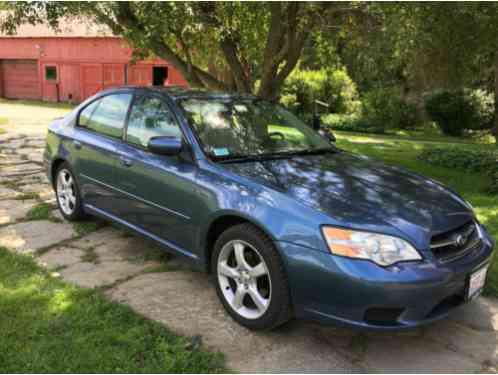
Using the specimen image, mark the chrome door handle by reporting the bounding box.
[73,140,82,149]
[119,156,133,167]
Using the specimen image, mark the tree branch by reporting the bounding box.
[220,36,250,92]
[112,2,228,90]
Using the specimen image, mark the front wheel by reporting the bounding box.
[211,223,292,330]
[55,162,86,221]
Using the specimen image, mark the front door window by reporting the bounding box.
[126,95,181,148]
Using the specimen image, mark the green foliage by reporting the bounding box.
[26,203,51,221]
[361,88,419,131]
[281,67,360,115]
[0,247,225,373]
[321,114,385,134]
[491,170,498,195]
[417,147,497,173]
[418,147,498,193]
[322,88,419,134]
[468,89,495,130]
[326,3,498,144]
[425,89,495,136]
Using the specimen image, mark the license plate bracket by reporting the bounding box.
[467,265,488,300]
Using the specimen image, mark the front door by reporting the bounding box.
[113,94,200,255]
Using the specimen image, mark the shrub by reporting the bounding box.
[321,113,385,134]
[361,88,419,131]
[469,89,495,130]
[490,170,498,194]
[417,147,496,172]
[417,147,498,193]
[424,89,494,136]
[281,67,360,115]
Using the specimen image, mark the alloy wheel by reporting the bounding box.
[56,169,77,215]
[217,239,272,319]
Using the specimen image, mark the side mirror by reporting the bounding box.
[147,136,182,156]
[318,128,336,143]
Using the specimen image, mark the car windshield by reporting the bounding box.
[179,98,333,160]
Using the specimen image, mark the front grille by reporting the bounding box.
[430,221,482,263]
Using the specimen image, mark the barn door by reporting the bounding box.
[1,59,41,100]
[127,65,152,86]
[59,64,80,103]
[41,63,60,102]
[81,64,103,100]
[103,64,125,89]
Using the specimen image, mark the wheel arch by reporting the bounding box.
[51,157,67,188]
[201,211,280,273]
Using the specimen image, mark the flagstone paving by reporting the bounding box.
[1,117,498,372]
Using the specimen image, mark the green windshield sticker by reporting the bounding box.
[213,148,230,156]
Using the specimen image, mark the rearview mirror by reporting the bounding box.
[147,136,182,156]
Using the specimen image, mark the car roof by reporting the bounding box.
[103,85,256,101]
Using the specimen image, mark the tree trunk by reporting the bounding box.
[493,53,498,147]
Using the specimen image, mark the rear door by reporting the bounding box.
[113,94,200,254]
[72,92,133,216]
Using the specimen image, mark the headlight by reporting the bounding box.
[322,226,422,266]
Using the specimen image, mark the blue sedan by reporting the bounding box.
[44,86,495,330]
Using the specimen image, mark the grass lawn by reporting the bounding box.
[0,98,76,110]
[335,131,498,297]
[0,99,73,135]
[0,247,225,373]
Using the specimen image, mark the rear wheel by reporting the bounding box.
[212,223,292,330]
[55,162,86,221]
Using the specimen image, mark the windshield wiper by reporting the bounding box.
[291,147,337,156]
[213,153,289,164]
[212,147,337,164]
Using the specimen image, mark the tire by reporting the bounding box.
[211,223,292,330]
[54,162,86,221]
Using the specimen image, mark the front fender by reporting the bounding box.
[194,163,333,265]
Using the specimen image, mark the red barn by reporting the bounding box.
[0,21,188,103]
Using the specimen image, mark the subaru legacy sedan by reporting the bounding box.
[45,86,495,330]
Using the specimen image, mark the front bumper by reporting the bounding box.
[277,226,495,330]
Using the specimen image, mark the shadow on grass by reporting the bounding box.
[0,247,226,373]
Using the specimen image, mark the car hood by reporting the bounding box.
[222,151,473,249]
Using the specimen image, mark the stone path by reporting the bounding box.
[1,124,498,372]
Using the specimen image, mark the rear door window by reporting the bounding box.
[78,93,133,138]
